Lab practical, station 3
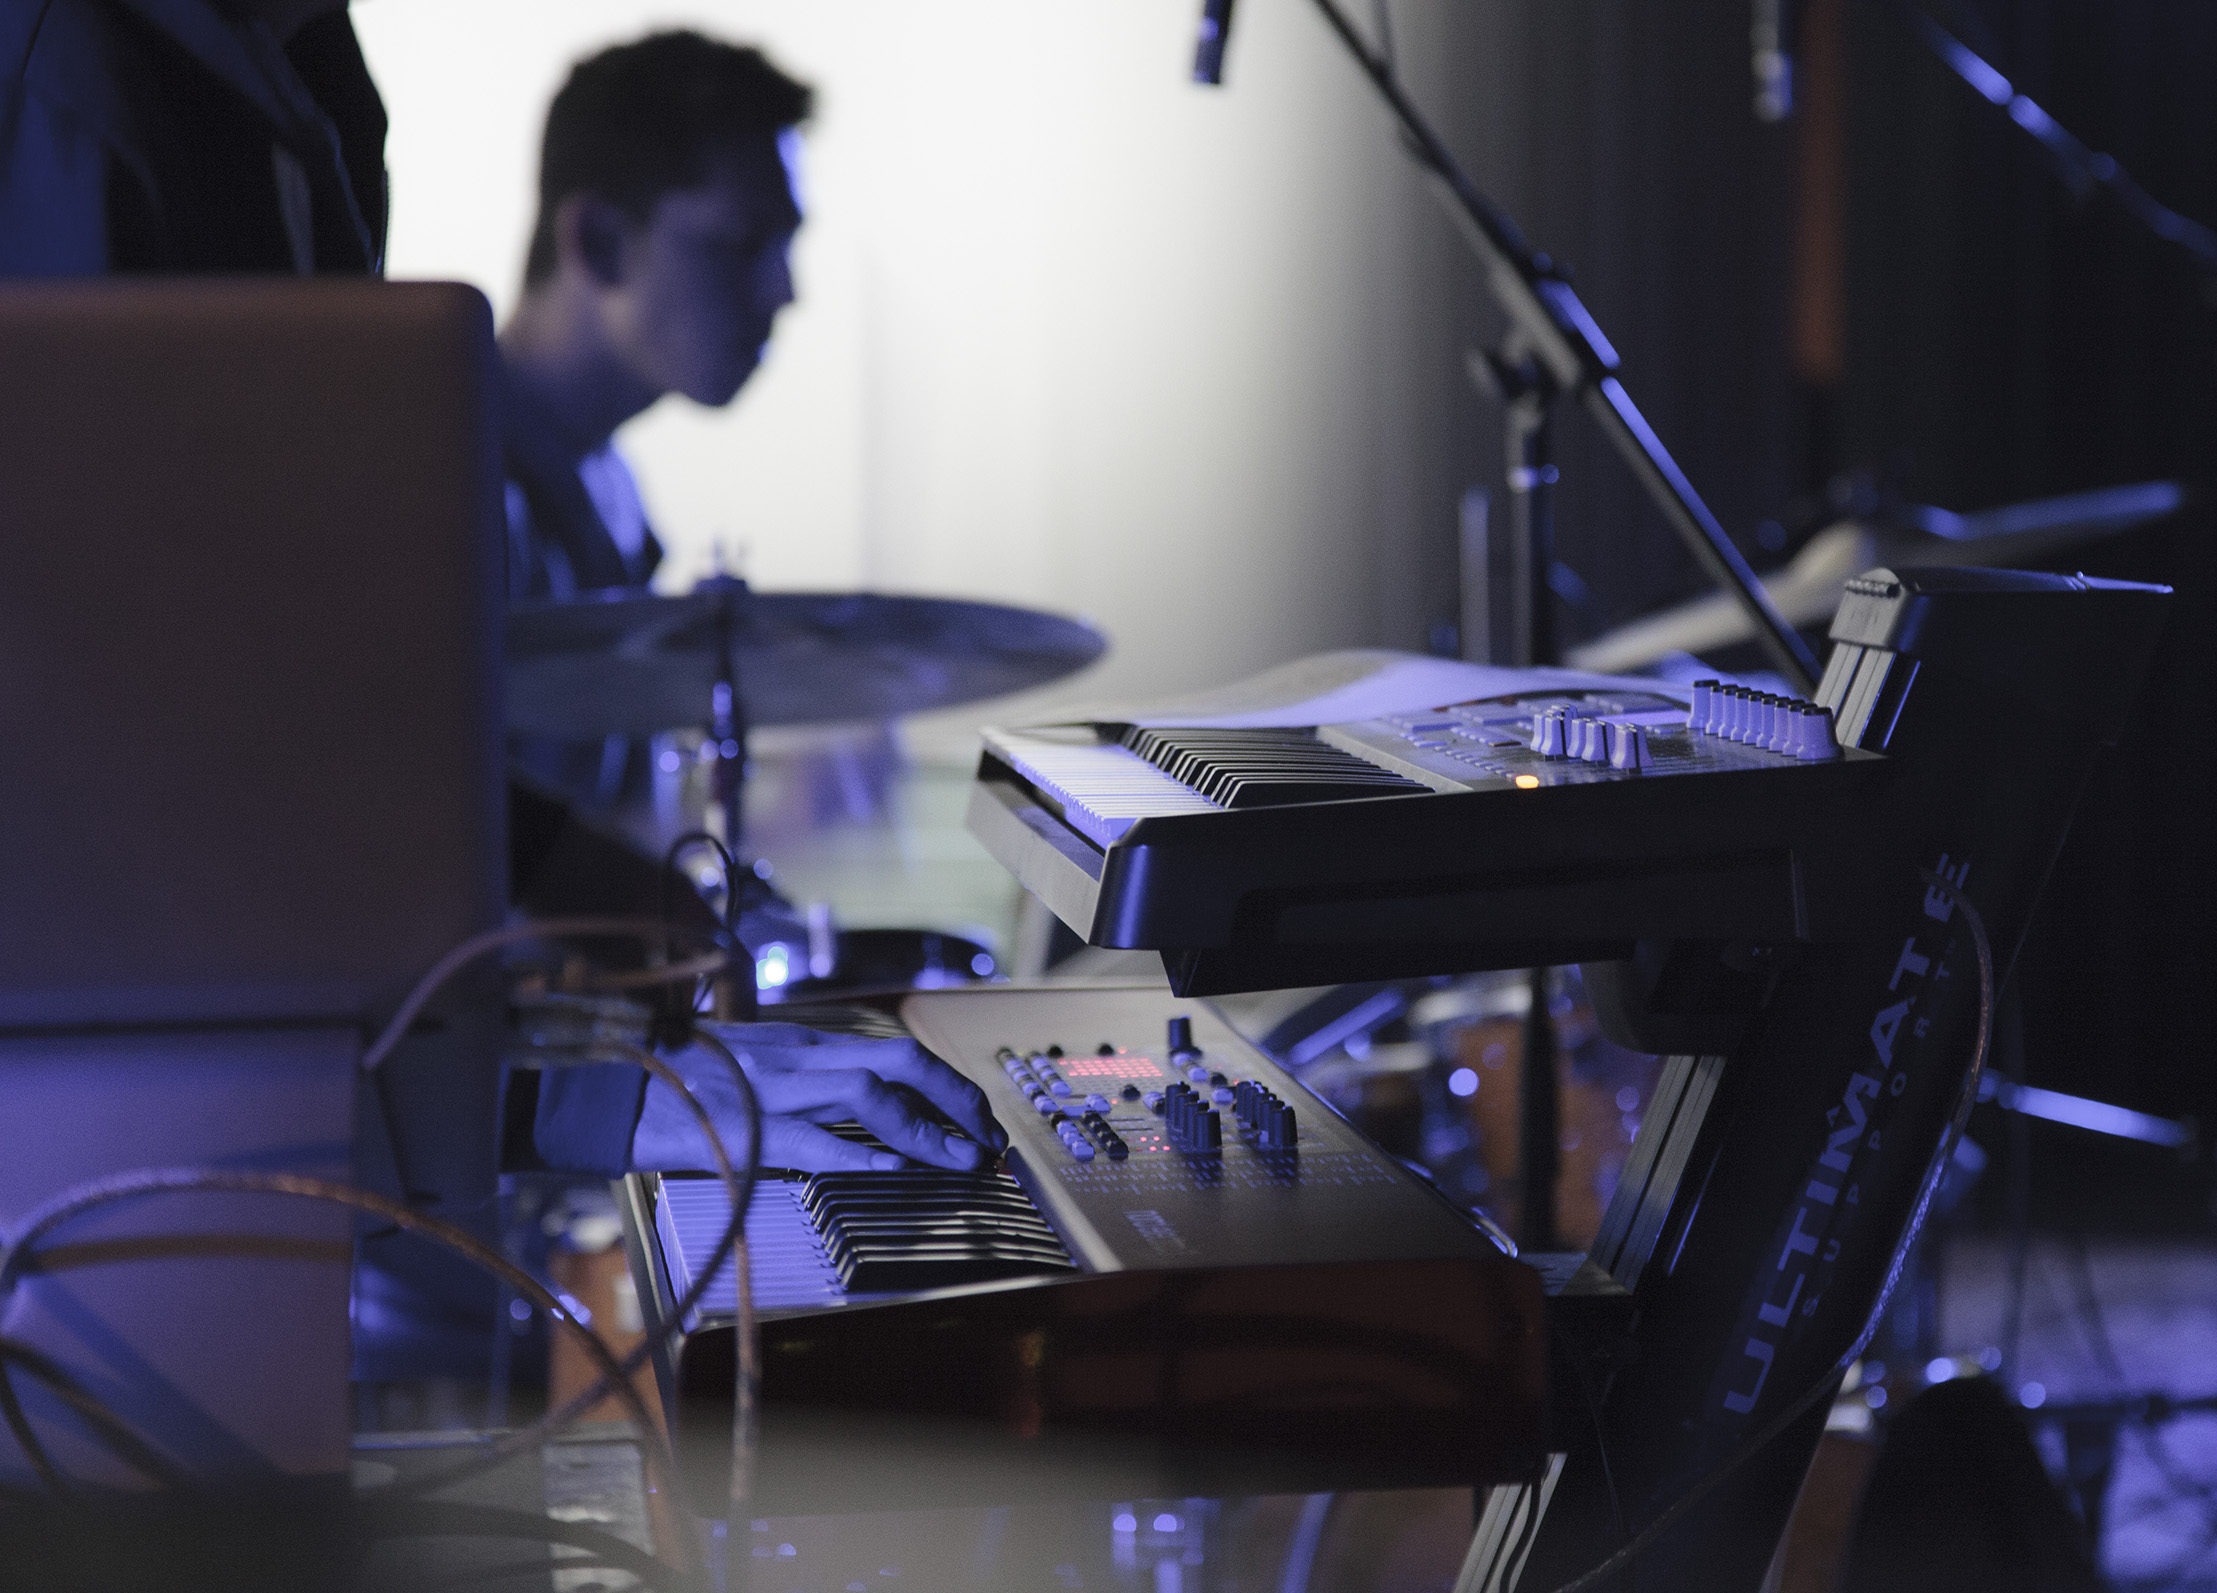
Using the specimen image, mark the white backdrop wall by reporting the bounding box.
[354,0,1472,750]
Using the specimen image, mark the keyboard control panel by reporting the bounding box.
[903,985,1498,1274]
[1321,686,1838,794]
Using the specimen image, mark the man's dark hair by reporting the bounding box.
[524,31,813,286]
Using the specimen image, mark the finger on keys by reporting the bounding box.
[721,1021,824,1047]
[770,1068,990,1171]
[827,1038,1009,1152]
[761,1118,906,1174]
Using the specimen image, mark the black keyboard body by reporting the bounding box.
[621,986,1570,1515]
[968,682,1892,995]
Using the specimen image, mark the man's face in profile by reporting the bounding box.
[611,137,802,409]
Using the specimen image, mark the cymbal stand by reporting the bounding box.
[703,577,751,859]
[704,577,755,1019]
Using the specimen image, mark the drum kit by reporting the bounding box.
[505,578,1106,996]
[507,578,1107,849]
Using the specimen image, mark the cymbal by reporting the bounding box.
[1567,479,2187,674]
[506,584,1108,737]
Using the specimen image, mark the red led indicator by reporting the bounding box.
[1062,1054,1164,1078]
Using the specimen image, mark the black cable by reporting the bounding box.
[0,1335,196,1495]
[0,1339,66,1496]
[662,831,740,934]
[0,1169,680,1553]
[389,1034,759,1507]
[355,913,758,1507]
[356,1499,698,1591]
[0,924,761,1572]
[686,1026,763,1517]
[0,1054,753,1571]
[1998,991,2032,1383]
[662,830,743,1020]
[1530,866,1995,1593]
[361,917,728,1073]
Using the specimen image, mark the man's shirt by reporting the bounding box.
[501,373,664,602]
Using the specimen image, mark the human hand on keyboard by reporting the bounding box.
[631,1022,1010,1174]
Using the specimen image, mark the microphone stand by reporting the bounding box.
[1299,2,1820,1251]
[1306,0,1820,694]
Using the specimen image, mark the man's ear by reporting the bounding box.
[558,194,631,289]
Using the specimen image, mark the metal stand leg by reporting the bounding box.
[1487,350,1566,1253]
[1501,372,1559,674]
[1519,966,1561,1252]
[703,578,758,1022]
[708,585,750,859]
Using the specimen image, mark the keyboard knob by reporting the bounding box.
[1796,703,1841,761]
[1764,695,1791,752]
[1167,1016,1195,1058]
[1689,679,1717,732]
[1531,708,1566,757]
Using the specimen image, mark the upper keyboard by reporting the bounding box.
[968,678,1884,993]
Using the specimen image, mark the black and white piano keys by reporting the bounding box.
[989,686,1843,853]
[655,1143,1075,1312]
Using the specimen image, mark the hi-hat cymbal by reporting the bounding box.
[1567,479,2188,674]
[506,584,1108,737]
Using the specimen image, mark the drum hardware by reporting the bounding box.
[507,583,1105,1000]
[1567,479,2189,675]
[704,575,748,856]
[505,587,1107,743]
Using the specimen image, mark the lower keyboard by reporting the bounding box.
[655,1161,1075,1318]
[621,986,1589,1515]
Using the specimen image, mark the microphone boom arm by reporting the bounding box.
[1306,0,1820,692]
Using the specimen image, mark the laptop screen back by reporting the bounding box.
[0,280,505,1030]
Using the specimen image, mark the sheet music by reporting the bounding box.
[1047,648,1683,729]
